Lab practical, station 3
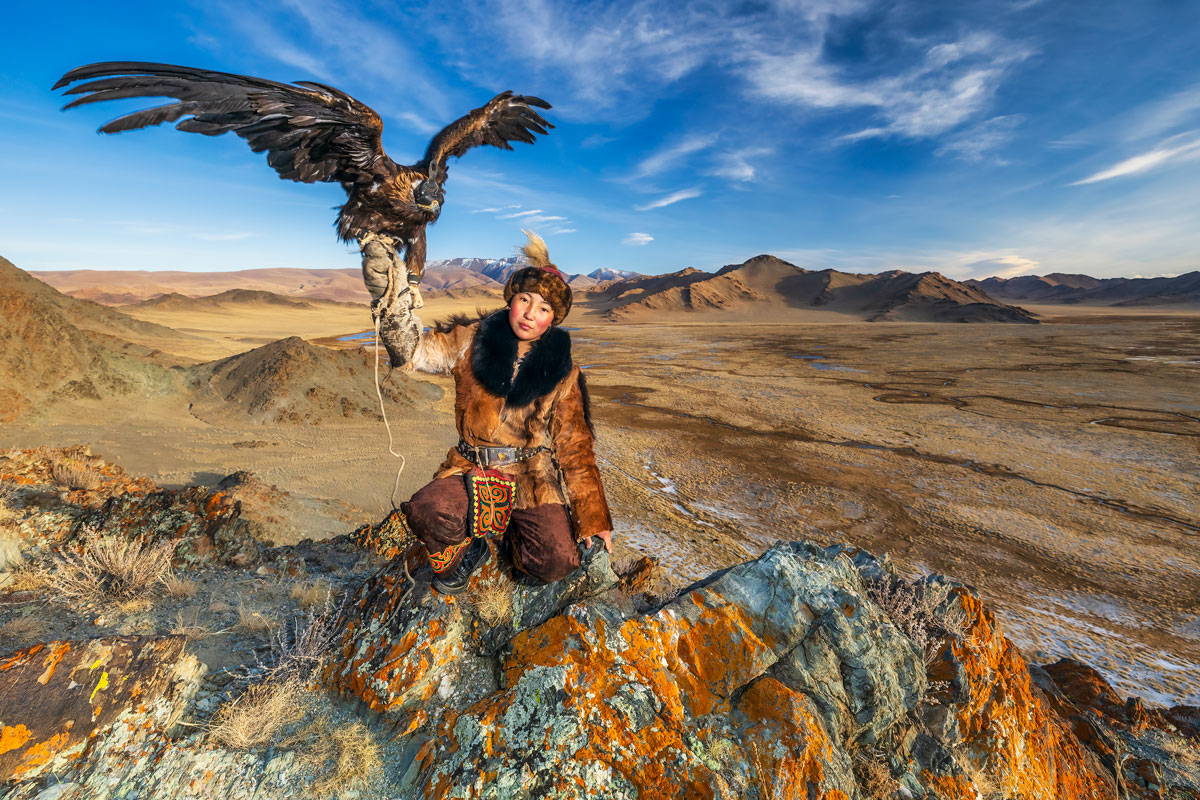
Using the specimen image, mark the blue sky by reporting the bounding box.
[2,0,1198,279]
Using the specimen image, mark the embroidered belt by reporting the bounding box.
[456,441,547,469]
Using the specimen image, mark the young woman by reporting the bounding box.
[395,232,613,594]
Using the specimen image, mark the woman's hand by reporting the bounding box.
[584,530,613,554]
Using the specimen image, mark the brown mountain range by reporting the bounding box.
[966,271,1200,306]
[592,255,1037,322]
[32,267,370,304]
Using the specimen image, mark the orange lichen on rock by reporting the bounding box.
[932,591,1116,800]
[735,676,841,799]
[37,641,71,685]
[0,725,32,756]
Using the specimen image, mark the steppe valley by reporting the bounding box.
[3,254,1197,708]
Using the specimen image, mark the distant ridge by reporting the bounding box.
[34,259,629,305]
[593,254,1036,322]
[122,289,318,311]
[966,271,1200,306]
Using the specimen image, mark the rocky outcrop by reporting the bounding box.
[4,521,1198,799]
[319,539,1199,799]
[0,636,201,783]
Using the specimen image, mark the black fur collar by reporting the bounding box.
[471,310,572,407]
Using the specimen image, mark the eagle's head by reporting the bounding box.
[414,164,445,218]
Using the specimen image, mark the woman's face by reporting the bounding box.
[508,291,554,342]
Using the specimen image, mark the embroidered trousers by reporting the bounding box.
[401,477,582,582]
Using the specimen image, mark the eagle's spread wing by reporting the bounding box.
[422,91,552,182]
[54,61,392,184]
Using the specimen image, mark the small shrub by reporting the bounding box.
[4,564,47,593]
[866,577,959,664]
[263,594,342,682]
[209,675,305,749]
[468,582,513,627]
[47,532,174,605]
[162,573,198,599]
[51,462,101,491]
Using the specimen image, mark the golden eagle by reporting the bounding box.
[53,61,553,364]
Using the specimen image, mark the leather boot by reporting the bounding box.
[431,537,490,595]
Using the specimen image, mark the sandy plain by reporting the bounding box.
[3,300,1197,706]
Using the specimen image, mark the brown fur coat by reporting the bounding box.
[411,310,612,540]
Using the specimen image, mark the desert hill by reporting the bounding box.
[0,259,442,426]
[0,256,198,422]
[594,254,1037,322]
[968,270,1200,306]
[185,335,441,426]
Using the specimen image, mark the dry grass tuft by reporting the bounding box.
[51,461,102,491]
[162,573,198,599]
[747,743,787,800]
[706,739,748,796]
[171,608,216,639]
[4,564,47,593]
[286,715,383,797]
[0,614,49,644]
[46,532,174,606]
[289,579,332,609]
[234,599,278,634]
[209,675,305,749]
[468,581,513,627]
[854,745,901,799]
[1161,735,1200,767]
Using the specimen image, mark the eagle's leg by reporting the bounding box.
[358,232,421,368]
[404,229,427,310]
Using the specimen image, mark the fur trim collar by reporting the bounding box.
[471,310,572,407]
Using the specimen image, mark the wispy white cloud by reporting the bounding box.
[629,134,718,179]
[1072,132,1200,184]
[709,147,773,182]
[935,115,1023,162]
[752,31,1031,141]
[623,232,654,246]
[635,188,701,211]
[547,227,577,235]
[522,214,567,225]
[498,209,544,219]
[581,134,616,149]
[472,205,521,214]
[1124,83,1200,142]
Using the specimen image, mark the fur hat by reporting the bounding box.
[504,230,572,325]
